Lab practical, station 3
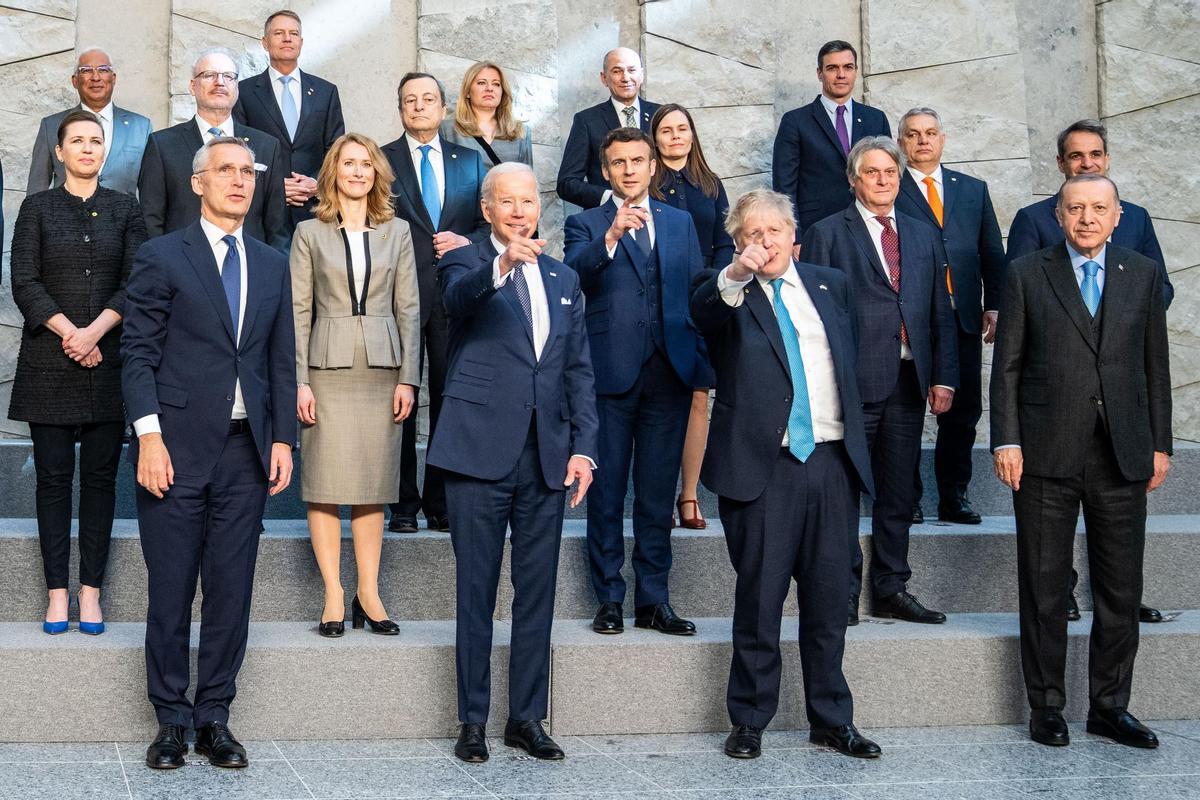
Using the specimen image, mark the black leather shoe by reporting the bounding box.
[809,724,881,758]
[724,725,762,758]
[873,591,946,624]
[503,719,564,759]
[1067,591,1082,621]
[1029,708,1070,746]
[937,498,982,525]
[145,723,187,769]
[634,603,696,635]
[194,721,248,768]
[847,598,859,627]
[911,505,925,525]
[427,515,451,532]
[1086,708,1159,748]
[388,515,417,533]
[318,620,345,637]
[351,595,399,635]
[592,602,623,634]
[454,722,489,762]
[1140,604,1164,623]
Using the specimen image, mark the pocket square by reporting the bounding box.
[254,162,268,172]
[561,297,572,305]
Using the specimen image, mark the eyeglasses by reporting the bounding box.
[76,65,114,77]
[196,165,258,180]
[194,71,239,84]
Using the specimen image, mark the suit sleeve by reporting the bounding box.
[989,262,1027,449]
[562,273,599,461]
[562,214,612,288]
[771,113,803,243]
[325,85,347,151]
[798,223,833,268]
[121,241,172,422]
[1138,214,1173,309]
[268,255,298,445]
[231,95,248,127]
[929,235,959,389]
[10,198,63,330]
[879,110,892,138]
[439,250,499,319]
[1145,263,1172,454]
[978,183,1006,311]
[689,268,738,335]
[262,140,291,253]
[289,226,315,384]
[26,122,54,194]
[711,181,735,270]
[137,135,168,239]
[391,223,422,386]
[556,113,605,209]
[1004,206,1039,268]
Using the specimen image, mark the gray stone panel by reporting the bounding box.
[1101,43,1200,117]
[168,13,266,101]
[419,0,557,78]
[0,109,44,194]
[0,8,75,66]
[642,33,773,109]
[1098,0,1200,65]
[864,0,1019,75]
[171,0,280,38]
[773,1,861,123]
[943,157,1034,235]
[3,0,76,17]
[1106,96,1200,224]
[0,51,78,120]
[688,104,773,179]
[643,0,775,69]
[75,0,172,128]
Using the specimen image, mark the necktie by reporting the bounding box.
[922,176,944,226]
[1081,260,1101,317]
[279,75,299,141]
[835,104,851,156]
[633,213,651,256]
[207,126,222,140]
[510,264,535,340]
[623,105,637,128]
[220,234,241,340]
[769,278,816,462]
[875,215,909,344]
[418,144,442,229]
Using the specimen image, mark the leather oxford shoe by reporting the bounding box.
[454,722,489,762]
[1029,708,1070,746]
[503,719,564,759]
[810,724,881,758]
[724,725,762,758]
[388,515,417,533]
[1140,604,1164,623]
[911,504,925,525]
[874,591,946,624]
[634,603,696,635]
[592,602,623,634]
[847,598,859,627]
[145,723,187,769]
[1067,591,1082,621]
[1087,708,1159,748]
[938,498,982,525]
[194,721,248,768]
[427,515,451,532]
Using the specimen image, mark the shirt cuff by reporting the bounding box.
[605,239,619,259]
[717,266,751,307]
[571,454,598,470]
[132,414,161,437]
[933,385,955,393]
[491,255,512,289]
[994,444,1021,451]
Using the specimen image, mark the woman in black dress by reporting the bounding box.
[9,109,147,635]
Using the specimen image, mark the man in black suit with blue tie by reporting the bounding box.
[564,128,709,636]
[556,47,661,210]
[429,163,598,764]
[801,137,958,626]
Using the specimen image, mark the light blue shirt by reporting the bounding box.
[1066,243,1106,295]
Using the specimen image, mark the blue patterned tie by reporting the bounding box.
[207,126,222,140]
[1081,260,1101,317]
[220,235,241,340]
[418,144,442,229]
[511,264,534,339]
[769,277,815,461]
[279,75,299,141]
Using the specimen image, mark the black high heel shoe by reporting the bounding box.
[351,595,399,635]
[318,619,345,638]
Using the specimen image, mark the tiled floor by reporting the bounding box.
[0,721,1197,800]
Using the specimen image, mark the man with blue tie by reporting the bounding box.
[564,128,709,636]
[429,163,598,763]
[122,136,296,769]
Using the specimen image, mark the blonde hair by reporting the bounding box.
[312,133,396,226]
[453,61,526,141]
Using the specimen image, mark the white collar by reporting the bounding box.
[908,165,943,187]
[820,94,852,116]
[195,114,234,137]
[609,193,650,213]
[611,96,641,119]
[1066,242,1106,270]
[199,216,244,250]
[406,132,442,154]
[268,65,302,84]
[84,101,114,122]
[855,199,894,224]
[758,262,801,290]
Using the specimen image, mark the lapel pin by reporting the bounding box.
[451,153,457,159]
[744,287,751,294]
[951,176,957,182]
[549,271,557,276]
[122,119,128,125]
[856,118,862,123]
[1118,263,1125,271]
[819,284,828,291]
[306,87,314,96]
[381,233,388,239]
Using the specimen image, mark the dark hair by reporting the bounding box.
[264,9,301,35]
[600,127,656,165]
[648,104,720,200]
[397,72,446,107]
[818,40,858,69]
[57,109,103,146]
[1056,119,1108,159]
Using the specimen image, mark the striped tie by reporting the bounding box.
[511,263,534,338]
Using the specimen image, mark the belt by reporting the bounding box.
[228,418,250,435]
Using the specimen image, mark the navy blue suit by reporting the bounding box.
[556,99,660,209]
[773,97,891,242]
[564,199,708,608]
[428,240,597,723]
[121,222,296,728]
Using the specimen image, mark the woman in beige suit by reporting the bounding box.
[291,132,421,637]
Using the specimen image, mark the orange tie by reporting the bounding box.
[923,176,944,226]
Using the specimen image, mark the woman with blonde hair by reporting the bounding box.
[291,132,421,636]
[442,61,533,168]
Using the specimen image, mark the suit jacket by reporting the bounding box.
[773,97,891,242]
[121,222,297,477]
[800,205,958,403]
[27,104,152,196]
[137,120,290,252]
[556,98,661,209]
[380,135,490,324]
[563,199,709,394]
[895,168,1005,334]
[427,241,599,489]
[1005,193,1173,307]
[289,216,421,385]
[990,243,1171,481]
[690,264,873,502]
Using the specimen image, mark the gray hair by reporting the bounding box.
[482,162,538,203]
[75,47,113,69]
[898,107,942,137]
[1056,174,1120,208]
[192,46,239,77]
[724,189,796,242]
[191,136,256,174]
[846,135,906,181]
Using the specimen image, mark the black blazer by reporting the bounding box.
[772,97,891,242]
[990,243,1171,481]
[894,168,1005,334]
[556,98,661,209]
[690,264,872,502]
[137,120,290,252]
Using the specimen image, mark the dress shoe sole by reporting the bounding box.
[591,625,623,634]
[454,749,489,763]
[938,513,982,525]
[193,746,249,768]
[633,621,695,635]
[809,739,880,759]
[723,746,761,759]
[502,736,564,759]
[1085,721,1158,748]
[872,611,946,624]
[1030,730,1070,747]
[145,756,185,769]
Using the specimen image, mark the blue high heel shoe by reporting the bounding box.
[79,620,105,635]
[43,619,68,635]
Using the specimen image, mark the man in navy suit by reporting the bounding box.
[692,189,880,761]
[801,136,958,626]
[381,72,490,534]
[430,163,598,764]
[773,40,891,256]
[122,137,296,770]
[896,107,1005,525]
[233,9,345,231]
[564,128,708,636]
[556,47,661,210]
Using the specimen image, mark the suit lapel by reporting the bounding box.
[1041,246,1098,354]
[599,101,621,132]
[182,223,236,343]
[810,97,845,161]
[900,172,940,228]
[605,201,648,285]
[1096,249,1128,355]
[295,72,318,142]
[389,141,434,234]
[108,107,129,159]
[895,215,922,297]
[538,255,564,362]
[440,140,463,233]
[639,101,655,132]
[238,241,264,349]
[796,265,848,370]
[745,280,792,378]
[252,71,290,142]
[941,169,959,221]
[843,208,889,286]
[491,242,536,355]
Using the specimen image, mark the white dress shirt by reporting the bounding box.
[268,65,303,117]
[347,229,368,302]
[907,165,944,204]
[195,114,234,142]
[490,234,550,360]
[604,194,656,258]
[406,132,445,205]
[611,96,642,128]
[855,200,913,360]
[819,94,853,141]
[1066,242,1107,294]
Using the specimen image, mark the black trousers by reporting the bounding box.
[393,298,449,520]
[1014,427,1146,712]
[29,421,125,589]
[721,443,857,730]
[914,326,983,505]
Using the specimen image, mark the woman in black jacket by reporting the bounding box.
[9,109,147,635]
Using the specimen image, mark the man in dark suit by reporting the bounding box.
[381,72,489,534]
[692,189,880,761]
[27,48,151,196]
[556,47,661,210]
[233,9,345,230]
[122,136,296,770]
[992,174,1171,750]
[801,136,958,626]
[895,107,1005,525]
[773,40,891,257]
[563,128,708,636]
[429,163,598,764]
[138,47,289,252]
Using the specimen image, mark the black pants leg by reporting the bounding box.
[394,301,450,520]
[76,421,125,587]
[933,328,982,505]
[29,424,77,590]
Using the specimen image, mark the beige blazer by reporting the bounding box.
[291,216,421,385]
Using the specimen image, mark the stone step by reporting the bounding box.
[2,516,1197,623]
[1,611,1195,742]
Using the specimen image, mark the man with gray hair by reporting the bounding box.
[801,136,958,626]
[138,46,288,251]
[27,48,151,195]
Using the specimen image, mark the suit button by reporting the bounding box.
[83,235,91,243]
[898,299,904,305]
[236,356,242,363]
[534,368,540,374]
[1096,399,1104,406]
[785,396,791,403]
[84,269,91,277]
[226,394,233,401]
[776,427,784,435]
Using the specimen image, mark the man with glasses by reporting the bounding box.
[139,47,288,251]
[27,48,151,195]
